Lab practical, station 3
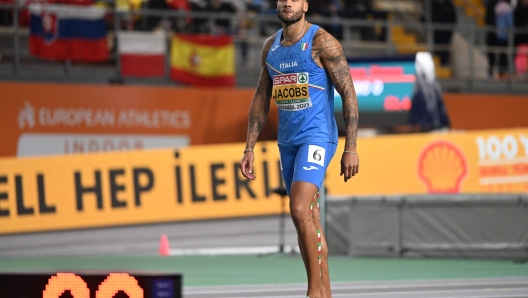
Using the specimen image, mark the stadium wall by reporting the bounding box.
[326,195,528,259]
[0,82,279,157]
[443,93,528,130]
[2,82,527,158]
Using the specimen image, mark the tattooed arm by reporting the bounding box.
[312,28,359,182]
[239,36,274,180]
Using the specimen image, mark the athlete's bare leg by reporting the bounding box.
[298,235,307,270]
[310,192,331,297]
[289,181,332,298]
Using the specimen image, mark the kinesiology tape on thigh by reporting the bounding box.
[309,192,322,277]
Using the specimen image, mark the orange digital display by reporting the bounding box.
[0,272,181,298]
[43,273,90,298]
[43,273,143,298]
[96,273,144,298]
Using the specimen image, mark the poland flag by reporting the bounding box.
[118,31,166,77]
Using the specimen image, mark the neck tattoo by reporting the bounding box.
[282,21,307,43]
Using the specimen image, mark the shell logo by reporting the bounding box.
[418,141,468,193]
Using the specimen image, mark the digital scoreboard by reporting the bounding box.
[0,271,182,298]
[334,56,417,127]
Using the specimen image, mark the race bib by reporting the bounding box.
[307,145,325,166]
[272,72,312,111]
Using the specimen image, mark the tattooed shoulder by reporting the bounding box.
[312,28,343,67]
[311,29,326,67]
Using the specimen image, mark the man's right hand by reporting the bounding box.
[239,152,256,180]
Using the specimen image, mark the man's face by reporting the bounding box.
[276,0,307,24]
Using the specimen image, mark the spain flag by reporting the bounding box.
[170,34,235,87]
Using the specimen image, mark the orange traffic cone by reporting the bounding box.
[159,234,171,256]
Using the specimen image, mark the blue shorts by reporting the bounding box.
[279,142,337,194]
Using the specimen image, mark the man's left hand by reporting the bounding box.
[340,152,359,182]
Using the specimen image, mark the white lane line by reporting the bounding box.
[336,295,528,298]
[171,245,300,256]
[184,279,528,295]
[185,286,528,297]
[219,295,528,298]
[333,295,528,298]
[326,287,528,297]
[186,277,528,290]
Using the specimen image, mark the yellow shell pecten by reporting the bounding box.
[418,141,467,193]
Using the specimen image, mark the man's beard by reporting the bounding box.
[277,9,304,24]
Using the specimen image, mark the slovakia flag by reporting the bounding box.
[29,3,109,62]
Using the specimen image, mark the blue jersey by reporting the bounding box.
[266,24,338,146]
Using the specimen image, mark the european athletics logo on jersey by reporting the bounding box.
[300,42,308,51]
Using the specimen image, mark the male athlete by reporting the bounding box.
[239,0,359,297]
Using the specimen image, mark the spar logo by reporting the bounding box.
[273,72,308,86]
[18,102,36,129]
[42,11,59,44]
[417,141,468,193]
[298,73,307,83]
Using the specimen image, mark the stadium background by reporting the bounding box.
[1,0,528,297]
